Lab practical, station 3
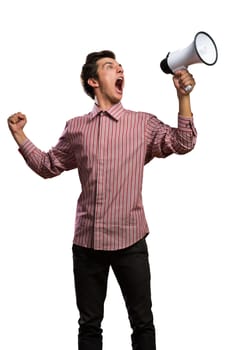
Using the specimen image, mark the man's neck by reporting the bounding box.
[95,97,120,111]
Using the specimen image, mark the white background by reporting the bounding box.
[0,0,233,349]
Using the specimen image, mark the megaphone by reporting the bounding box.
[160,31,218,91]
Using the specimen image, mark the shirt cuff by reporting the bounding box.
[178,114,195,132]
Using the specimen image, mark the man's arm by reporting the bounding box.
[144,71,197,163]
[7,112,77,178]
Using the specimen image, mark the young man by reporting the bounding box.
[8,50,197,350]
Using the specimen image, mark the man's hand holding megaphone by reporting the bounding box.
[173,69,195,96]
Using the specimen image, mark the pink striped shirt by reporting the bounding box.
[19,102,197,250]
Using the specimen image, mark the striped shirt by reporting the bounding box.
[19,102,197,250]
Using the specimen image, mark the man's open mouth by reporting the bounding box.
[115,78,124,92]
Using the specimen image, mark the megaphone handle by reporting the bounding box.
[184,84,192,92]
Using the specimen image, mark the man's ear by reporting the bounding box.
[88,78,99,88]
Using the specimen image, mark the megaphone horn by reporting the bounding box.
[160,31,218,92]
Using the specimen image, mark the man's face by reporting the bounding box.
[92,57,125,107]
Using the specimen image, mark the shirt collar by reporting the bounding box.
[90,102,124,121]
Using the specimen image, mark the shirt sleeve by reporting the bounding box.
[145,114,197,164]
[19,122,77,178]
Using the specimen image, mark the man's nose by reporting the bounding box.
[117,64,124,73]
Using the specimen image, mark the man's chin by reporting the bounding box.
[113,93,123,103]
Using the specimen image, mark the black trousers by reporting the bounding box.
[72,238,156,350]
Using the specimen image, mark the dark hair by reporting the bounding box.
[81,50,116,100]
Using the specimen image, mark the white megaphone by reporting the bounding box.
[160,31,218,91]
